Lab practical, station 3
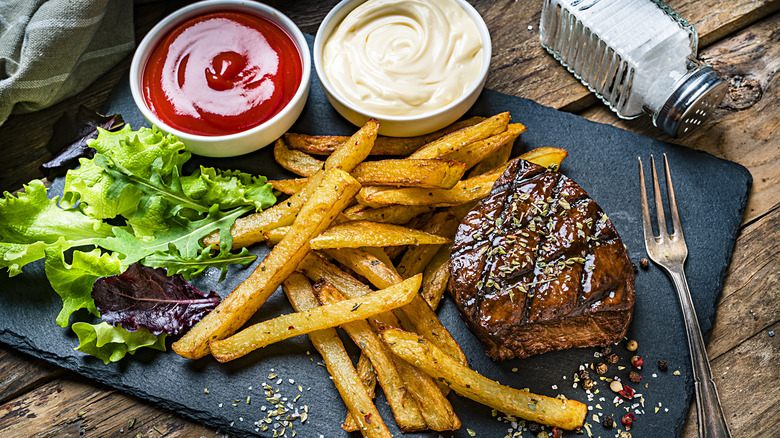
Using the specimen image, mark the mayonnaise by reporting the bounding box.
[322,0,484,117]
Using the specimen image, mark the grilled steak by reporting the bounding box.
[449,159,635,360]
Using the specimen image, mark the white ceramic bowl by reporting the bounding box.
[314,0,491,137]
[129,0,311,157]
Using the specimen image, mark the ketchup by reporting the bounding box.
[142,11,302,136]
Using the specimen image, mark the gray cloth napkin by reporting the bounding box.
[0,0,135,127]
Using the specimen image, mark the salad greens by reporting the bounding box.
[0,125,276,363]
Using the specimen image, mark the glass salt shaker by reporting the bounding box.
[539,0,727,137]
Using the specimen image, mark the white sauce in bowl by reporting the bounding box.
[322,0,484,117]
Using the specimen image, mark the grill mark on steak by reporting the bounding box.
[450,159,635,360]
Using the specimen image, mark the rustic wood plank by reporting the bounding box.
[0,377,225,438]
[0,347,64,405]
[707,204,780,359]
[578,11,780,224]
[681,320,779,438]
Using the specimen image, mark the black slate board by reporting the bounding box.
[0,34,751,438]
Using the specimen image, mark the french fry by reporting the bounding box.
[380,327,588,431]
[284,116,484,156]
[274,137,324,177]
[342,204,434,224]
[440,123,525,169]
[315,282,427,432]
[269,178,308,195]
[172,168,361,359]
[282,273,391,438]
[325,248,400,288]
[328,246,467,367]
[466,136,514,177]
[310,221,451,250]
[421,244,452,310]
[202,119,378,249]
[209,275,422,362]
[396,212,459,279]
[262,226,287,246]
[343,353,378,432]
[357,147,569,208]
[297,253,460,430]
[408,112,510,159]
[351,159,467,189]
[356,161,513,208]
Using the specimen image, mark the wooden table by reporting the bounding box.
[0,1,777,436]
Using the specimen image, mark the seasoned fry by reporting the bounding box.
[421,244,452,310]
[297,253,460,431]
[284,116,484,156]
[408,112,510,160]
[315,282,426,432]
[274,137,324,177]
[310,221,451,250]
[328,246,467,367]
[342,204,434,224]
[396,212,459,279]
[466,137,514,177]
[269,178,308,195]
[440,123,525,169]
[325,248,400,288]
[202,120,378,249]
[282,273,391,438]
[172,169,361,359]
[210,275,422,362]
[351,159,466,189]
[343,353,378,432]
[381,327,588,430]
[357,147,569,208]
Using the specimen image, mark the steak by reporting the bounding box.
[449,159,635,360]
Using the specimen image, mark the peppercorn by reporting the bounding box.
[619,432,632,438]
[621,413,636,430]
[552,427,563,438]
[609,380,623,393]
[605,353,619,364]
[626,339,638,351]
[595,362,608,374]
[639,258,649,269]
[528,421,542,433]
[631,355,644,368]
[601,415,614,429]
[629,371,642,383]
[658,360,668,371]
[578,369,590,380]
[619,384,635,399]
[582,379,594,390]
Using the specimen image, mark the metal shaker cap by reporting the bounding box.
[655,66,727,137]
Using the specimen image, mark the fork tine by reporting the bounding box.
[638,157,655,240]
[650,155,668,238]
[663,154,684,239]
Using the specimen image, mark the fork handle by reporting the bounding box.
[668,267,732,438]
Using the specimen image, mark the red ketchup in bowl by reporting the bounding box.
[142,11,303,136]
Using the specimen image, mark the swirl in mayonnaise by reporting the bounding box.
[322,0,484,116]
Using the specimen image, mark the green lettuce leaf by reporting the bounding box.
[72,321,166,364]
[45,248,121,327]
[181,166,276,212]
[0,180,114,276]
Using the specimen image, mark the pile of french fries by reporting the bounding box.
[172,114,586,436]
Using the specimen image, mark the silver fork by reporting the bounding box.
[638,155,732,438]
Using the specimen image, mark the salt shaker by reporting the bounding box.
[539,0,727,137]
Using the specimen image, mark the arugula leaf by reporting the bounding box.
[143,244,256,281]
[97,205,250,270]
[0,180,114,276]
[72,322,166,365]
[92,264,221,335]
[45,248,121,327]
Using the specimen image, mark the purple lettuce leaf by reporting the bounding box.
[92,263,220,336]
[40,106,124,179]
